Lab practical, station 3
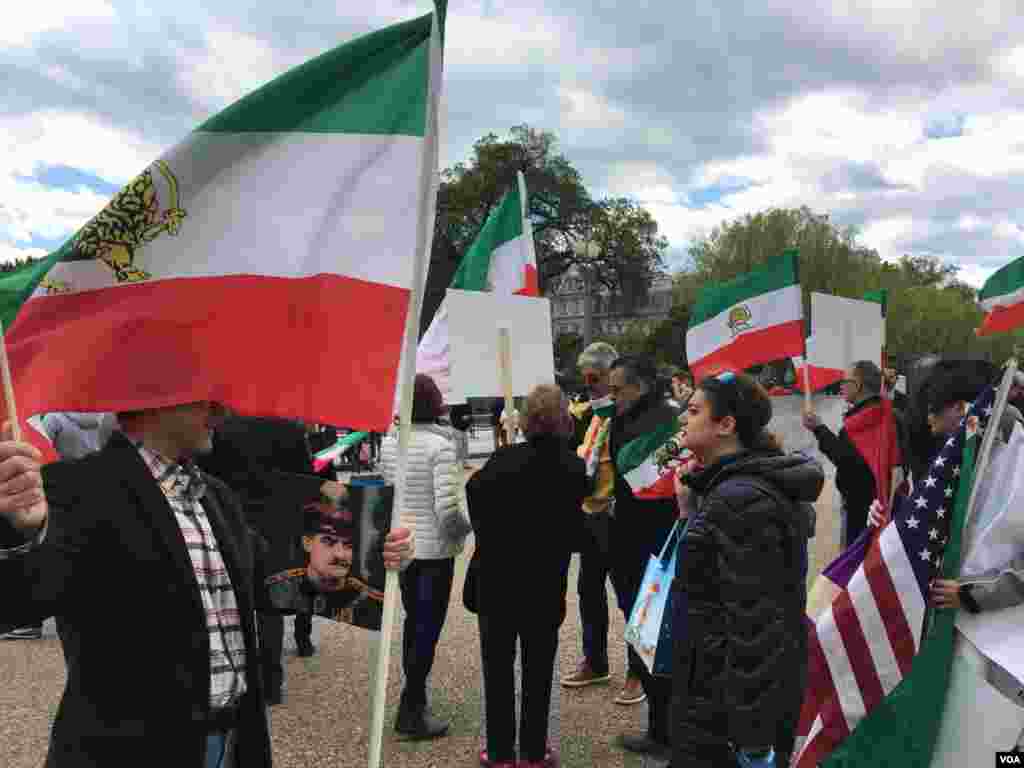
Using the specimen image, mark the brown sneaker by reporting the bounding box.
[560,660,611,688]
[613,675,646,705]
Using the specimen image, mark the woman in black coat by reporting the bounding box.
[671,372,824,768]
[466,384,588,768]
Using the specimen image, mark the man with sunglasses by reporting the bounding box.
[802,360,903,548]
[562,343,648,705]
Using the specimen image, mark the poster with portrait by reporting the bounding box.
[265,478,393,632]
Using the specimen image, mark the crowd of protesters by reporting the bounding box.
[2,345,1023,768]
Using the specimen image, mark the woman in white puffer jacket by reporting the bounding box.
[382,374,471,740]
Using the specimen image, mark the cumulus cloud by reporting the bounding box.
[1,0,1023,288]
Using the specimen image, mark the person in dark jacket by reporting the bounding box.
[802,360,903,548]
[607,355,681,758]
[197,416,346,701]
[672,372,824,768]
[466,384,587,768]
[0,403,413,768]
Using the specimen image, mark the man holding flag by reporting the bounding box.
[802,360,903,548]
[0,405,414,768]
[606,355,679,759]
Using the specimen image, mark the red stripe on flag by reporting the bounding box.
[832,589,886,714]
[976,302,1024,337]
[8,274,410,433]
[514,264,540,297]
[863,535,917,675]
[690,318,804,381]
[795,623,849,768]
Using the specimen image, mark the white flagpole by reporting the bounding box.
[367,10,443,768]
[517,170,537,270]
[961,359,1018,549]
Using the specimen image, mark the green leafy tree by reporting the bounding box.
[423,126,667,334]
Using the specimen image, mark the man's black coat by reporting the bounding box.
[0,433,273,768]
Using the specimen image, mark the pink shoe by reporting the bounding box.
[479,748,516,768]
[518,746,558,768]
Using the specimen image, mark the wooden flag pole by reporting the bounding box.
[0,321,22,442]
[367,10,443,768]
[498,328,515,444]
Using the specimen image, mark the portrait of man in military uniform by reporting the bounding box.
[265,485,391,631]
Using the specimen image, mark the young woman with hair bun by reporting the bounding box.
[669,371,824,768]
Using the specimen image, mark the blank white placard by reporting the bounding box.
[445,289,555,403]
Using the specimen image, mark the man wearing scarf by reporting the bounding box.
[606,355,680,760]
[803,360,903,548]
[563,343,649,704]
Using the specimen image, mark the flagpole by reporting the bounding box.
[367,10,443,768]
[0,322,22,442]
[960,359,1017,553]
[517,170,537,267]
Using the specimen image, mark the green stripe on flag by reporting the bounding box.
[616,417,679,476]
[822,420,980,768]
[979,254,1024,303]
[198,13,434,136]
[689,249,799,326]
[863,289,887,315]
[0,248,63,332]
[450,185,523,291]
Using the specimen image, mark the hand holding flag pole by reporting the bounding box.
[0,321,22,443]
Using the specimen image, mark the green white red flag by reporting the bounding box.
[1,10,443,443]
[616,415,680,500]
[686,249,804,382]
[976,255,1024,336]
[416,170,539,402]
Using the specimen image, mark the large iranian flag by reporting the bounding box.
[976,255,1024,336]
[686,249,804,381]
[2,10,442,438]
[416,170,539,402]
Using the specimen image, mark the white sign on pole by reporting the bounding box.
[809,292,885,372]
[445,288,555,404]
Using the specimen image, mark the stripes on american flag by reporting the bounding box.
[792,384,997,768]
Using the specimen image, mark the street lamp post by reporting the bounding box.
[573,239,600,346]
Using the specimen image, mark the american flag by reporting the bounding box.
[792,383,998,768]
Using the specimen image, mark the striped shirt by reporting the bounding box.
[135,443,248,710]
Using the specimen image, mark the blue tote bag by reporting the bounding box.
[625,518,687,676]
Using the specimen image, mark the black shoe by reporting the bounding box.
[394,706,449,740]
[617,732,671,760]
[296,639,315,658]
[265,689,283,707]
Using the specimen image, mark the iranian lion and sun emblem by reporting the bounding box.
[39,160,187,295]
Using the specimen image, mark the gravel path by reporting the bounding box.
[0,414,840,768]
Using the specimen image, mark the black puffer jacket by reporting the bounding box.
[672,450,823,758]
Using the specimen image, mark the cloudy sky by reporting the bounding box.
[2,0,1022,286]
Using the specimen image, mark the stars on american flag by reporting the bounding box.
[897,382,998,597]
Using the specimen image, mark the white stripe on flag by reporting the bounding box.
[980,283,1024,312]
[847,564,903,695]
[687,284,802,361]
[797,715,826,766]
[880,525,926,651]
[818,603,867,733]
[623,457,661,492]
